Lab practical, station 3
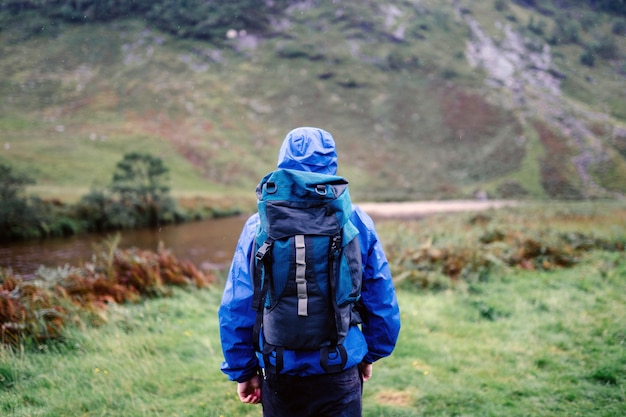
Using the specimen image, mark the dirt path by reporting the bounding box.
[356,200,518,219]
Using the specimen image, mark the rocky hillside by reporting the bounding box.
[1,0,625,202]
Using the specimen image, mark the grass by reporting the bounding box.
[0,288,243,417]
[376,258,625,416]
[1,254,623,416]
[0,20,274,202]
[2,1,625,204]
[1,203,625,416]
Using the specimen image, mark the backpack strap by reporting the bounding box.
[319,233,348,373]
[252,239,273,352]
[320,345,348,374]
[294,234,308,316]
[262,343,284,374]
[327,234,342,347]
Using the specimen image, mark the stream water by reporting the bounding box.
[0,200,512,276]
[0,215,249,276]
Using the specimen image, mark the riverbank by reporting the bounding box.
[3,199,616,275]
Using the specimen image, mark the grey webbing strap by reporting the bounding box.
[295,234,308,316]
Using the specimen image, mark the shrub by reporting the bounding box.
[590,35,619,60]
[1,0,293,39]
[527,16,547,36]
[0,164,41,241]
[494,0,509,12]
[76,153,182,232]
[0,237,216,348]
[580,49,595,66]
[612,20,626,36]
[74,189,110,232]
[0,273,70,347]
[549,17,581,45]
[579,12,600,32]
[109,152,178,227]
[386,51,420,71]
[146,0,289,40]
[496,180,529,198]
[389,221,623,292]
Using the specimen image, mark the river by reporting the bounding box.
[0,200,516,276]
[0,215,249,276]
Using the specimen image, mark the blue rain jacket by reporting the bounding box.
[218,127,401,382]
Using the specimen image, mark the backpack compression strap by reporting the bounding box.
[252,239,273,352]
[320,233,349,373]
[294,234,308,316]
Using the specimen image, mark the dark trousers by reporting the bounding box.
[262,366,363,417]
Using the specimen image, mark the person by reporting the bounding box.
[218,127,401,417]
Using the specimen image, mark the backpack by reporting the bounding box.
[252,168,363,373]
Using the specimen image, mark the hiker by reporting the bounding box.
[218,127,401,417]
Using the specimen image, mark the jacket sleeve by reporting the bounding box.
[352,206,401,364]
[218,214,260,382]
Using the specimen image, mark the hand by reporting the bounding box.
[237,374,262,404]
[359,362,373,382]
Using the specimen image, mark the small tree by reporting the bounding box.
[0,163,32,200]
[111,152,170,202]
[0,164,37,241]
[77,152,180,231]
[109,152,177,228]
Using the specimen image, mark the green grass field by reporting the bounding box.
[2,1,625,203]
[1,204,624,416]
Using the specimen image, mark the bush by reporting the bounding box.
[2,0,295,41]
[612,20,626,36]
[74,189,110,232]
[549,17,581,45]
[0,164,40,241]
[76,152,181,231]
[147,0,281,40]
[580,49,595,66]
[496,180,529,198]
[527,16,547,36]
[494,0,509,12]
[590,35,619,60]
[0,237,216,348]
[0,271,70,347]
[579,12,600,32]
[388,217,624,292]
[1,152,190,241]
[110,152,178,226]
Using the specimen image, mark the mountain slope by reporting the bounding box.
[1,0,625,203]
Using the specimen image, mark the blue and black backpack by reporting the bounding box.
[252,168,363,373]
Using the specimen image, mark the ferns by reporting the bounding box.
[0,236,216,348]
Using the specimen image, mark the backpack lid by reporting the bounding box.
[256,169,353,240]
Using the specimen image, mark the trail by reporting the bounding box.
[357,200,517,219]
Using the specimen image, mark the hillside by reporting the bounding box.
[1,0,625,204]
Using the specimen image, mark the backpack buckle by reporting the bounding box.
[256,241,272,261]
[330,235,341,254]
[315,184,327,196]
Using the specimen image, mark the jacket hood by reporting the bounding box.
[277,127,338,175]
